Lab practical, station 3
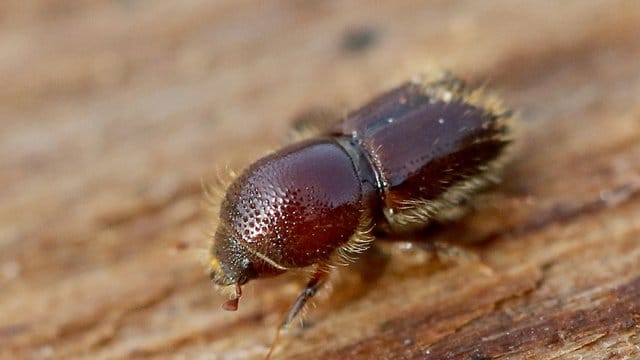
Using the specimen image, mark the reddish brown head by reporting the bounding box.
[209,138,367,309]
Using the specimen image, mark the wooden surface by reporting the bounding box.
[1,1,640,359]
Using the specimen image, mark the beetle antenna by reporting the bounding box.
[222,283,242,311]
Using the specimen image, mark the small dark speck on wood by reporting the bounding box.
[341,25,381,53]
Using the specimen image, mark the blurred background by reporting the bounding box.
[1,1,639,359]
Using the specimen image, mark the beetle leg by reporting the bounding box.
[426,240,494,276]
[267,263,331,359]
[283,262,331,326]
[288,107,341,142]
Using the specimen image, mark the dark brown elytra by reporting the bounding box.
[206,71,513,342]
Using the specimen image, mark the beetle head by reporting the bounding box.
[208,226,260,311]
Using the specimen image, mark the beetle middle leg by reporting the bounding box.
[382,231,495,276]
[418,240,494,276]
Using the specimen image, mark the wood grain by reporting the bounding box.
[1,1,639,359]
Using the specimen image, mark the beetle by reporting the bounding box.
[206,71,513,328]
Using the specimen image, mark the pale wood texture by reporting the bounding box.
[1,1,640,359]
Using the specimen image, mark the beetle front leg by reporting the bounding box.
[267,263,331,358]
[283,262,331,326]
